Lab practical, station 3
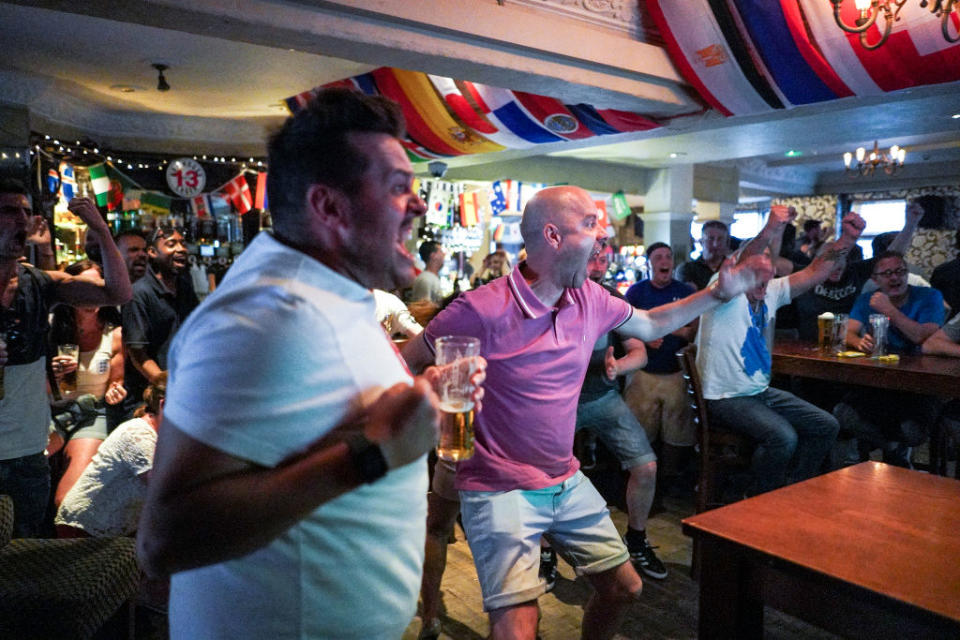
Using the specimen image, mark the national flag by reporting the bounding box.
[426,181,450,227]
[490,180,508,216]
[610,191,632,220]
[141,191,172,216]
[460,191,479,227]
[191,193,213,218]
[87,163,110,207]
[47,168,60,198]
[594,200,611,234]
[255,172,268,210]
[222,175,253,214]
[60,162,76,200]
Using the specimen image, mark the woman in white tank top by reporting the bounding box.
[49,260,126,507]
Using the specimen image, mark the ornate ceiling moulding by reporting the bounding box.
[506,0,648,39]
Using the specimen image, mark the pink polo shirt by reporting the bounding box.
[424,266,632,491]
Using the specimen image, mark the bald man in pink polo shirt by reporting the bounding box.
[402,186,771,640]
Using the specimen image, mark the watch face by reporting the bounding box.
[166,158,207,198]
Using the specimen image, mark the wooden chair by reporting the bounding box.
[676,344,754,515]
[0,495,140,639]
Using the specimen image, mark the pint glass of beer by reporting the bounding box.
[816,312,835,352]
[435,335,480,462]
[58,343,80,394]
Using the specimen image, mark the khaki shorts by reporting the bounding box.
[460,471,629,611]
[624,370,696,447]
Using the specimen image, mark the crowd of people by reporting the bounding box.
[0,86,958,640]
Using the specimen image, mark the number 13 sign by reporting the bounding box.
[166,157,207,198]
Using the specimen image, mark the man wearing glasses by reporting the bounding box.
[120,224,198,420]
[836,250,946,467]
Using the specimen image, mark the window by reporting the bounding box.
[851,200,905,259]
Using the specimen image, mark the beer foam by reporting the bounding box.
[818,312,835,319]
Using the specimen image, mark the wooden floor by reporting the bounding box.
[401,492,841,640]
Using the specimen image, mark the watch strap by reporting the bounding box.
[345,433,388,483]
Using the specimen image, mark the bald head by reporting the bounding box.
[520,186,595,251]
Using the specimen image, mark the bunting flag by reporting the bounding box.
[425,180,451,227]
[490,180,509,217]
[254,172,268,210]
[594,200,610,234]
[87,163,111,207]
[285,67,667,158]
[191,193,213,218]
[649,0,960,118]
[609,191,632,221]
[459,190,479,227]
[221,175,253,214]
[59,162,76,201]
[141,191,172,216]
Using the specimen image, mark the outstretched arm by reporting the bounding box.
[787,212,866,298]
[618,254,773,342]
[922,328,960,357]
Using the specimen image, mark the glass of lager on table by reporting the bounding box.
[435,335,480,462]
[817,312,835,352]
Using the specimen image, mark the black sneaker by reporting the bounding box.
[539,547,558,592]
[629,537,668,580]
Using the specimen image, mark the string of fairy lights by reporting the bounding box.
[25,132,268,173]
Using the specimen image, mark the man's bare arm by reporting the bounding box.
[400,332,436,374]
[137,379,438,577]
[787,212,865,298]
[922,329,960,357]
[126,346,165,385]
[886,201,923,255]
[619,255,773,342]
[738,205,796,262]
[49,198,132,307]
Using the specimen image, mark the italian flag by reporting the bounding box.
[87,163,111,207]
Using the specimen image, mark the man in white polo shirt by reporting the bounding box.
[137,89,483,640]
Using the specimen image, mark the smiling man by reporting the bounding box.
[136,88,465,640]
[402,186,773,640]
[119,224,199,421]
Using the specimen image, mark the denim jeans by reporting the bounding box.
[707,387,839,495]
[0,452,51,537]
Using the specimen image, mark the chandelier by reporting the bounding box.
[830,0,960,50]
[843,140,906,175]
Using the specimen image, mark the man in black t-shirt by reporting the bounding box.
[121,224,199,420]
[0,182,131,537]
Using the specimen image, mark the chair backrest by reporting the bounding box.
[0,495,12,548]
[676,344,711,453]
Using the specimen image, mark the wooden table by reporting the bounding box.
[772,340,960,398]
[682,462,960,639]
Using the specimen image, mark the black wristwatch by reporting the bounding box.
[345,434,388,484]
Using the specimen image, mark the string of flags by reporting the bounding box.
[47,160,267,218]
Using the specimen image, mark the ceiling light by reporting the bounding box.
[785,150,803,157]
[842,140,905,176]
[952,114,960,119]
[830,0,959,50]
[152,63,171,92]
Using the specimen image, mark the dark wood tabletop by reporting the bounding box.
[683,462,960,639]
[772,339,960,398]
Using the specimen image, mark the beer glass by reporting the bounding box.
[869,314,889,358]
[58,343,80,394]
[817,312,835,352]
[832,313,848,355]
[435,335,480,462]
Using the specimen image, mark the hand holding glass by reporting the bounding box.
[58,343,80,393]
[434,336,481,462]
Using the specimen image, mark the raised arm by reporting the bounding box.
[137,379,439,577]
[738,205,796,261]
[618,254,773,342]
[786,212,865,298]
[48,197,132,306]
[886,201,923,255]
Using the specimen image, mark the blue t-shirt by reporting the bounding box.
[850,285,945,354]
[625,279,695,373]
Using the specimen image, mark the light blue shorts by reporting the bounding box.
[459,471,629,611]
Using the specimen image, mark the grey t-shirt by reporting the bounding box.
[943,313,960,343]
